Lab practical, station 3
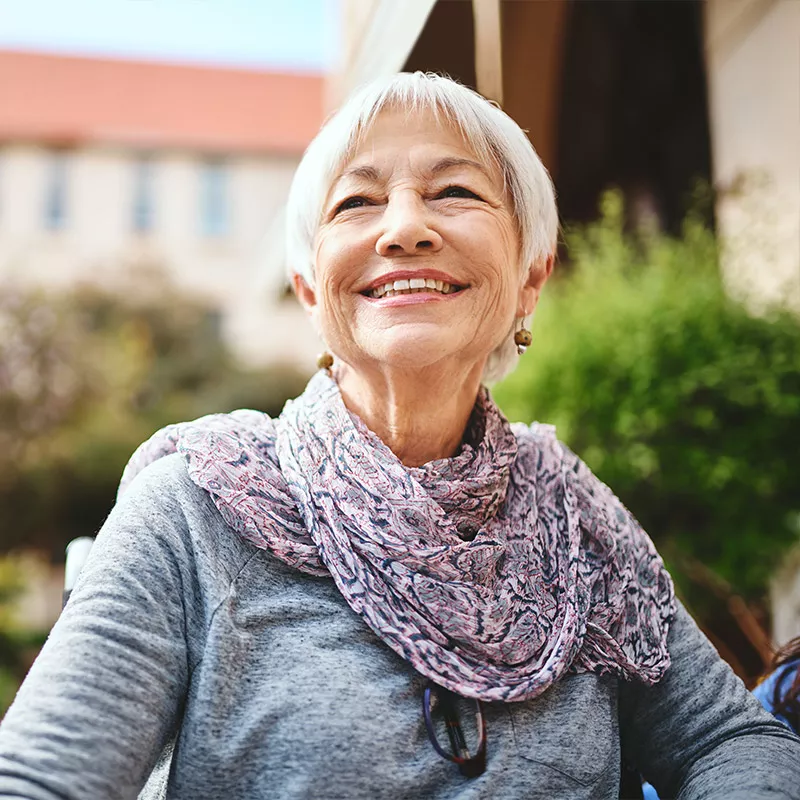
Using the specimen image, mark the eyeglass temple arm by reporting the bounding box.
[439,691,472,759]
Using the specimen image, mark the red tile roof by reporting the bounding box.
[0,50,324,154]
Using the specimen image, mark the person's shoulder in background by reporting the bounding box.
[752,657,800,732]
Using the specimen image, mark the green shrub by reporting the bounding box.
[0,282,310,554]
[0,557,47,717]
[495,192,800,605]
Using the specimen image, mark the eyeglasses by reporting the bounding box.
[423,681,487,778]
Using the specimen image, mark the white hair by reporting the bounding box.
[285,71,558,383]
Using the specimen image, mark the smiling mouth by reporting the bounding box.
[364,278,466,299]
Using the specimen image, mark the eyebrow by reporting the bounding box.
[339,164,381,182]
[426,157,489,178]
[336,157,490,186]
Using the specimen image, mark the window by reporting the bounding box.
[200,159,229,237]
[132,156,156,233]
[44,151,68,230]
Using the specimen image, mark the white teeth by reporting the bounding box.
[367,279,462,298]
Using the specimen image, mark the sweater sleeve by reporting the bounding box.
[0,456,203,800]
[619,601,800,799]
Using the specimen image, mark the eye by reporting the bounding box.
[436,185,482,200]
[333,195,371,215]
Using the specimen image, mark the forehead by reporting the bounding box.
[337,107,499,181]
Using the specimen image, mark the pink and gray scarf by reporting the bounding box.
[119,371,675,702]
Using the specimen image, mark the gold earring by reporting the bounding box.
[317,351,334,371]
[514,320,532,354]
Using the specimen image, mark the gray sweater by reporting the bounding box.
[0,453,798,800]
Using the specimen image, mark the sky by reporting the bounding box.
[0,0,339,72]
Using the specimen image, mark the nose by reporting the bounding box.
[375,191,443,257]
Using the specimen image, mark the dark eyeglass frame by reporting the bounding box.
[423,682,487,778]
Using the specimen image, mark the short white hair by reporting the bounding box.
[285,71,558,383]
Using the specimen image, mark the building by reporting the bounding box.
[0,50,326,368]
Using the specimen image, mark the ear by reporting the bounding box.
[516,253,555,317]
[292,273,318,315]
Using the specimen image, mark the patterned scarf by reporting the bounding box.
[119,371,675,702]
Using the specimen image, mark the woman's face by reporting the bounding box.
[296,108,541,376]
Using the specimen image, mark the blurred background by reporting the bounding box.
[0,0,798,713]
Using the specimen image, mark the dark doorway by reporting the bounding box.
[404,0,477,89]
[555,0,713,234]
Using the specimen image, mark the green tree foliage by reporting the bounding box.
[0,557,47,714]
[0,279,309,554]
[495,192,800,609]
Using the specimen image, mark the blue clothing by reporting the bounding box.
[752,659,800,732]
[642,780,660,800]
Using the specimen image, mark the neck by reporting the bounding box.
[334,361,485,467]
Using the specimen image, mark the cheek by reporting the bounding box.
[494,225,523,302]
[314,229,370,293]
[494,216,522,268]
[311,256,346,324]
[468,219,521,290]
[313,234,340,290]
[311,239,362,341]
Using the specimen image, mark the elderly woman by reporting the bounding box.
[0,73,798,800]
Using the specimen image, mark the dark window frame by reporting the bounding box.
[44,150,69,231]
[132,154,156,233]
[200,158,229,237]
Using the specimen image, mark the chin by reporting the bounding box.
[365,329,471,371]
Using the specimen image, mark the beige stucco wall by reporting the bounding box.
[0,144,320,369]
[705,0,800,310]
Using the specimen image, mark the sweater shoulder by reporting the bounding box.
[121,450,203,505]
[111,451,257,588]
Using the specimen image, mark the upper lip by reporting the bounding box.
[360,269,467,293]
